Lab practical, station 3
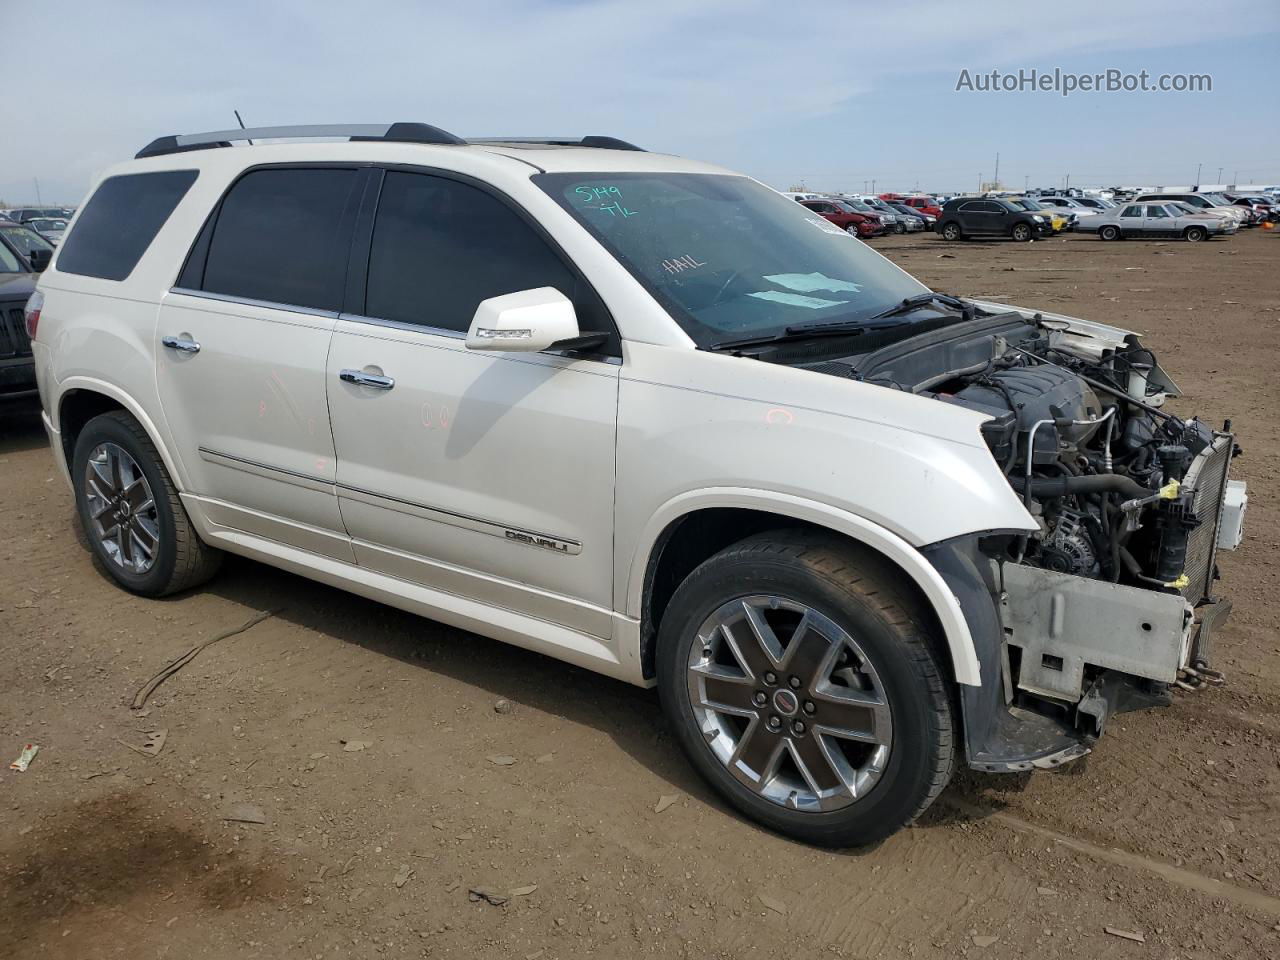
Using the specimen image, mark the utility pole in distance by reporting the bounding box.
[1195,162,1202,186]
[993,152,1000,189]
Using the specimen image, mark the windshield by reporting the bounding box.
[1015,199,1044,210]
[536,172,926,347]
[29,219,67,231]
[0,224,53,256]
[842,199,874,212]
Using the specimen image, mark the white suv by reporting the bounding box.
[29,123,1246,845]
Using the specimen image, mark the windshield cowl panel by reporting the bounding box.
[535,172,928,350]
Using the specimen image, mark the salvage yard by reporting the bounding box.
[2,229,1277,959]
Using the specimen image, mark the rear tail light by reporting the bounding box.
[24,289,43,341]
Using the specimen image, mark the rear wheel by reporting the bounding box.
[1184,226,1207,242]
[657,533,955,846]
[940,222,963,241]
[72,411,222,596]
[1099,224,1121,241]
[1011,222,1033,242]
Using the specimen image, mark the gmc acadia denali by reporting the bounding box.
[28,123,1248,845]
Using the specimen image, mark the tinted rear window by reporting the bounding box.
[199,168,359,312]
[56,170,198,281]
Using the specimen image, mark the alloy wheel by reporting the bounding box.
[686,596,893,812]
[83,442,160,574]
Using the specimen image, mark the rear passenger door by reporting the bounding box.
[325,169,619,637]
[1117,204,1145,236]
[155,166,365,560]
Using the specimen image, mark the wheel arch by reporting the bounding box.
[628,489,982,688]
[56,378,188,492]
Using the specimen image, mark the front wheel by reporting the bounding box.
[892,222,906,235]
[72,410,223,596]
[940,222,963,241]
[1184,226,1207,242]
[1099,224,1121,241]
[845,224,860,236]
[657,533,955,847]
[1011,222,1033,242]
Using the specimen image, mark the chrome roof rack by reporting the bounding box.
[135,122,466,159]
[467,136,645,151]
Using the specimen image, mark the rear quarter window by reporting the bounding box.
[56,170,198,281]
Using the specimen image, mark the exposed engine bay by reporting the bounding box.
[761,303,1246,744]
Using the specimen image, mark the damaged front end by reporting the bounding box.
[811,302,1248,771]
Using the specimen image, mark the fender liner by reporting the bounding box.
[921,534,1091,771]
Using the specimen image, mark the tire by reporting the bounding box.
[656,532,955,847]
[893,222,906,235]
[1011,222,1033,242]
[1184,226,1207,242]
[940,222,962,241]
[1099,225,1121,241]
[845,224,860,235]
[72,410,222,597]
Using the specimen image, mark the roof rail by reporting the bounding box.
[468,136,646,152]
[135,122,466,159]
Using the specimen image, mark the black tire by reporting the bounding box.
[1099,224,1121,241]
[1184,226,1207,242]
[656,532,955,847]
[892,222,906,235]
[845,224,860,236]
[1011,222,1033,242]
[940,221,963,241]
[72,410,222,596]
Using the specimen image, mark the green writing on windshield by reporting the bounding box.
[573,184,638,218]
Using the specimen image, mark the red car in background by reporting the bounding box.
[886,194,943,218]
[799,198,885,238]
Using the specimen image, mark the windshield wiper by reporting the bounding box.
[870,292,972,320]
[708,323,868,352]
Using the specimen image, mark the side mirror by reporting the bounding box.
[465,287,579,353]
[28,248,52,272]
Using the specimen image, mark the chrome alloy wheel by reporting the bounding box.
[83,442,160,574]
[687,596,893,812]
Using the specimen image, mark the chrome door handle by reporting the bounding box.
[161,335,201,354]
[339,368,395,390]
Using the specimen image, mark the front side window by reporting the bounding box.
[1147,205,1170,218]
[56,170,197,281]
[365,171,581,334]
[0,240,24,273]
[200,168,359,312]
[0,224,53,257]
[536,172,925,348]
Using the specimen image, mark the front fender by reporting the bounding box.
[626,487,983,686]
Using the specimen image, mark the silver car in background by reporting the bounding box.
[1080,201,1235,242]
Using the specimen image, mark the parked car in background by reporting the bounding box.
[798,198,884,238]
[0,236,38,400]
[1035,197,1103,224]
[1070,196,1116,211]
[1224,193,1274,216]
[0,220,55,271]
[896,195,942,218]
[1079,202,1234,242]
[25,217,69,245]
[937,197,1053,241]
[850,196,907,233]
[4,206,68,223]
[886,202,931,231]
[1134,193,1247,227]
[1007,198,1070,232]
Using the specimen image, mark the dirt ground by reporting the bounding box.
[2,228,1278,960]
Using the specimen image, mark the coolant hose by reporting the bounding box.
[1009,473,1150,500]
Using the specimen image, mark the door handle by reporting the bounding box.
[339,368,395,390]
[162,335,201,354]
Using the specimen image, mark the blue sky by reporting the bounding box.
[2,0,1277,204]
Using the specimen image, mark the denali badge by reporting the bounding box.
[504,529,579,554]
